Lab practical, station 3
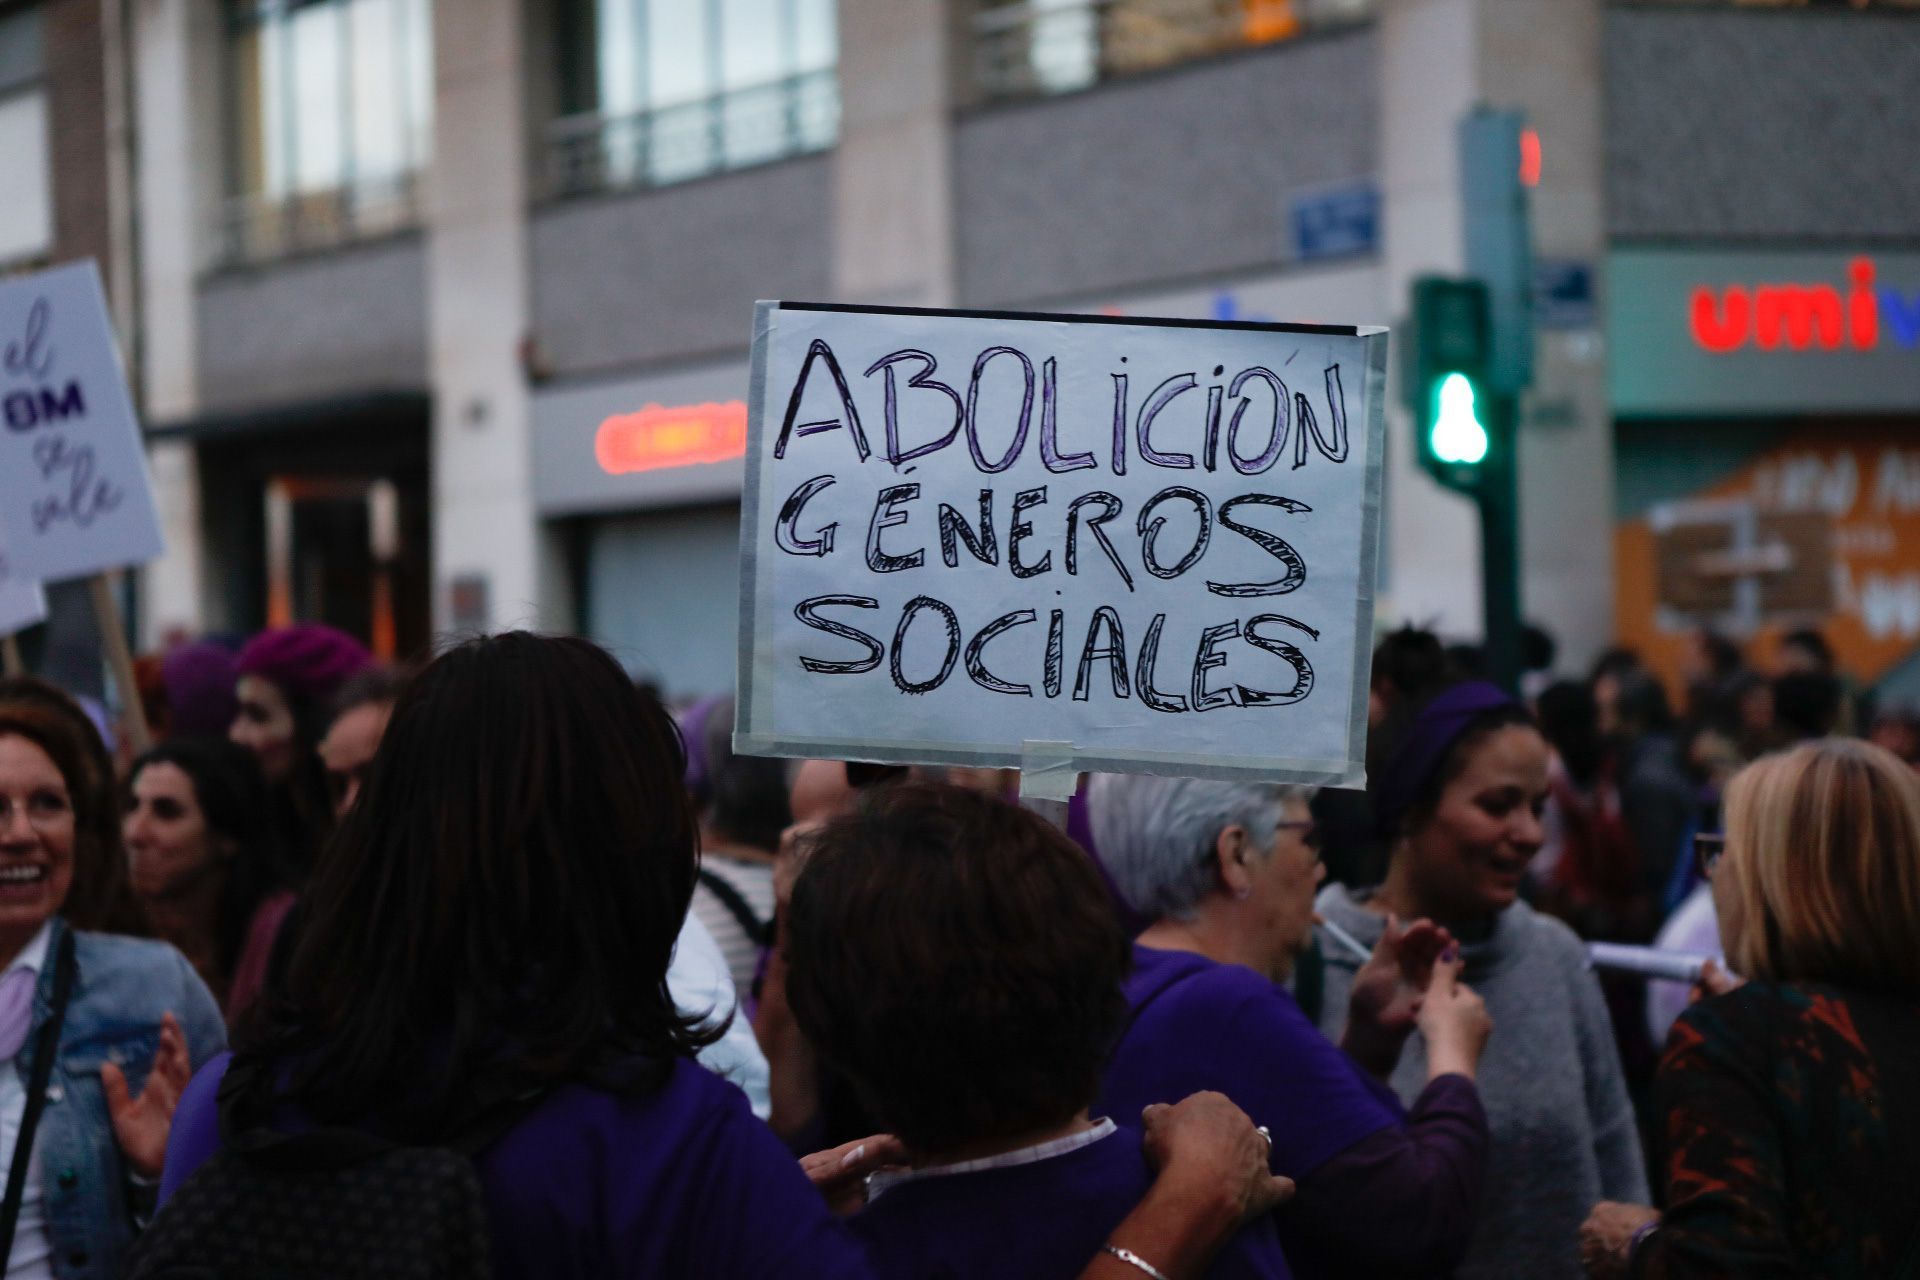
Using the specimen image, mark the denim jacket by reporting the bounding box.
[17,919,226,1280]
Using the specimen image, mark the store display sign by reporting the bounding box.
[735,301,1389,789]
[1610,249,1920,416]
[0,261,165,581]
[531,359,750,516]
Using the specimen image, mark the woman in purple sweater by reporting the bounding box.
[153,633,1287,1280]
[786,782,1292,1279]
[1090,774,1494,1279]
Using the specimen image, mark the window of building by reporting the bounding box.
[223,0,433,264]
[547,0,838,198]
[0,6,52,267]
[972,0,1375,102]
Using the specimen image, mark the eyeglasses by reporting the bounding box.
[1276,819,1322,857]
[1693,832,1726,879]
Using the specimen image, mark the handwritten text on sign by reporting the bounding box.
[0,262,165,582]
[737,303,1387,786]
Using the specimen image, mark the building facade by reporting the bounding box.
[85,0,1920,700]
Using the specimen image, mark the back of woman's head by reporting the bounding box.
[259,632,713,1130]
[785,783,1128,1155]
[700,697,791,853]
[1721,739,1920,993]
[0,677,146,935]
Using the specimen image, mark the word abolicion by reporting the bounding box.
[773,339,1352,477]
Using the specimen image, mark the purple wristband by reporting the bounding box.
[1627,1217,1661,1261]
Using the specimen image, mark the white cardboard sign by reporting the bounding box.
[0,533,47,638]
[0,261,165,582]
[736,302,1388,789]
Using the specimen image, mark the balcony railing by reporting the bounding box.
[217,171,422,267]
[544,69,839,200]
[973,0,1376,103]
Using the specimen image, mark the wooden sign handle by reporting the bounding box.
[0,635,21,678]
[88,573,151,754]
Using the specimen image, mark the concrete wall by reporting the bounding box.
[1607,7,1920,241]
[530,155,833,375]
[196,236,431,413]
[953,28,1377,308]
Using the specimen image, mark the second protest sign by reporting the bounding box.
[737,301,1387,788]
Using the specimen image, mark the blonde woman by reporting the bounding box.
[1581,739,1920,1279]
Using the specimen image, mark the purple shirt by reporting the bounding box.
[1100,945,1404,1176]
[852,1123,1290,1279]
[162,1052,876,1279]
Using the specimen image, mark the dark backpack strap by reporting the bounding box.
[0,929,77,1261]
[697,867,771,948]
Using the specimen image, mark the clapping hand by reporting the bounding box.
[103,1012,192,1179]
[1341,914,1454,1079]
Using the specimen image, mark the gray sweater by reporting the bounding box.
[1313,886,1649,1280]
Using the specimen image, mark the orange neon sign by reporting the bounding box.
[595,400,749,476]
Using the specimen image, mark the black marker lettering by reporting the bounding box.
[1292,364,1350,468]
[1136,486,1213,580]
[1191,621,1243,712]
[1227,367,1288,475]
[1207,494,1311,597]
[1073,607,1130,702]
[1136,373,1197,470]
[794,595,884,674]
[1039,356,1096,474]
[865,484,925,572]
[1238,613,1318,706]
[938,488,999,567]
[964,609,1037,696]
[865,348,963,466]
[1009,486,1053,579]
[776,339,870,462]
[1135,614,1189,713]
[775,474,838,557]
[964,346,1035,474]
[891,595,963,694]
[1065,491,1135,592]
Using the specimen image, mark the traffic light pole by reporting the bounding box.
[1479,393,1522,694]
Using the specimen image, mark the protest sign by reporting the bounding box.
[736,302,1388,788]
[0,261,166,583]
[0,532,47,638]
[0,533,47,674]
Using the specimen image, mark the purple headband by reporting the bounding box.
[1373,681,1519,838]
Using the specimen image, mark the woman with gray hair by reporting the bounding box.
[1092,773,1493,1280]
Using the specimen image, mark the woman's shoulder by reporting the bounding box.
[68,929,220,1032]
[71,929,199,995]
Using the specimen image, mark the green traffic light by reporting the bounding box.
[1429,372,1489,465]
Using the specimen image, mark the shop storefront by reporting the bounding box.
[1608,248,1920,692]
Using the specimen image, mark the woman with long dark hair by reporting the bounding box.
[228,624,371,876]
[124,738,294,1022]
[154,633,1289,1279]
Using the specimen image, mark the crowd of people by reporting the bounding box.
[0,615,1909,1277]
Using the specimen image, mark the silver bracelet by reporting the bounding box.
[1103,1244,1173,1280]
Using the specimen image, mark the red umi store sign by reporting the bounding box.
[1691,258,1920,354]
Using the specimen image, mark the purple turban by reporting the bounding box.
[1373,681,1519,838]
[161,642,240,739]
[234,625,373,709]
